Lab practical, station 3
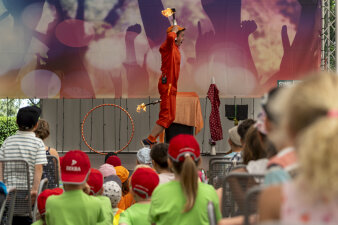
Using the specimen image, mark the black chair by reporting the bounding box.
[32,178,49,222]
[42,155,59,188]
[0,187,17,225]
[244,186,264,225]
[222,172,265,217]
[207,201,217,225]
[0,159,32,218]
[209,160,243,188]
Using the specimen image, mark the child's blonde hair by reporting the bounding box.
[281,73,338,200]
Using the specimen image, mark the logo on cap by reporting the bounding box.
[71,160,77,166]
[66,160,81,172]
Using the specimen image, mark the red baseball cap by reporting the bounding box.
[87,168,104,195]
[37,188,63,215]
[131,168,159,199]
[168,134,200,162]
[61,150,91,184]
[106,156,122,167]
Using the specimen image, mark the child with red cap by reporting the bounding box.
[119,167,159,225]
[106,155,122,167]
[87,168,114,225]
[149,135,221,225]
[45,150,106,225]
[32,188,63,225]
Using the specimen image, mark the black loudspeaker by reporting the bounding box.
[225,105,248,121]
[165,123,194,143]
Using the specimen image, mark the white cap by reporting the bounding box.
[228,126,242,146]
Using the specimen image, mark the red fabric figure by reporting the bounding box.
[207,84,223,141]
[156,27,183,128]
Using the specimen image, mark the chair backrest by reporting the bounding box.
[207,201,217,225]
[222,172,265,217]
[42,155,59,188]
[0,159,32,217]
[208,157,231,169]
[244,186,264,225]
[32,178,49,222]
[209,160,243,188]
[0,187,17,225]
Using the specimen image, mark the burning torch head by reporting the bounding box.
[136,103,146,113]
[161,8,175,17]
[162,8,178,26]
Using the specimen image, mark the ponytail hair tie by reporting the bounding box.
[327,110,338,118]
[184,153,190,158]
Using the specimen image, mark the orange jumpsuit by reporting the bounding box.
[156,32,181,128]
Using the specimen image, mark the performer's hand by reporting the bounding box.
[172,25,179,33]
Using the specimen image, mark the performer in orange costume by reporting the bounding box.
[142,25,185,147]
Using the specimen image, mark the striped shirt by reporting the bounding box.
[0,131,47,188]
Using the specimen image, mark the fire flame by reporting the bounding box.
[136,103,146,113]
[162,8,174,18]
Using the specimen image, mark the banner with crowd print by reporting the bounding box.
[0,0,321,98]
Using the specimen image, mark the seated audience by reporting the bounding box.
[32,188,63,225]
[45,150,105,225]
[115,166,134,210]
[225,126,243,157]
[87,168,113,225]
[150,143,175,184]
[149,135,221,225]
[105,152,118,164]
[106,155,122,167]
[0,106,47,225]
[35,119,61,187]
[119,168,159,225]
[99,163,117,178]
[259,73,338,224]
[103,181,123,225]
[136,147,152,166]
[0,181,7,207]
[263,87,298,185]
[104,175,122,188]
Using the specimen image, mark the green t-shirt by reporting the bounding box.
[97,195,114,225]
[119,202,151,225]
[45,189,105,225]
[149,181,221,225]
[31,219,43,225]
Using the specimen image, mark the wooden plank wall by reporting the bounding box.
[41,98,261,154]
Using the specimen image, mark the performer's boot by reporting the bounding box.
[141,136,157,147]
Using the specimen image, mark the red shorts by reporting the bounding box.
[156,80,177,128]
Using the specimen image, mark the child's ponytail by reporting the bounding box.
[180,155,198,212]
[168,134,201,212]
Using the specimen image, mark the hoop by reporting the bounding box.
[81,104,135,155]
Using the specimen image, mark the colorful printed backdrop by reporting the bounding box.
[0,0,321,98]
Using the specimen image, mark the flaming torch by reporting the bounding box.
[161,8,177,25]
[136,100,162,113]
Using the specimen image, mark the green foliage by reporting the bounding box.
[0,99,21,117]
[0,117,18,146]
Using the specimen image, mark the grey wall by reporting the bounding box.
[40,98,261,154]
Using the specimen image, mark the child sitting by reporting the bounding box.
[115,166,134,210]
[149,135,222,225]
[103,181,123,225]
[150,143,174,184]
[119,168,159,225]
[87,168,113,225]
[136,147,152,166]
[32,188,63,225]
[45,150,106,225]
[106,155,122,167]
